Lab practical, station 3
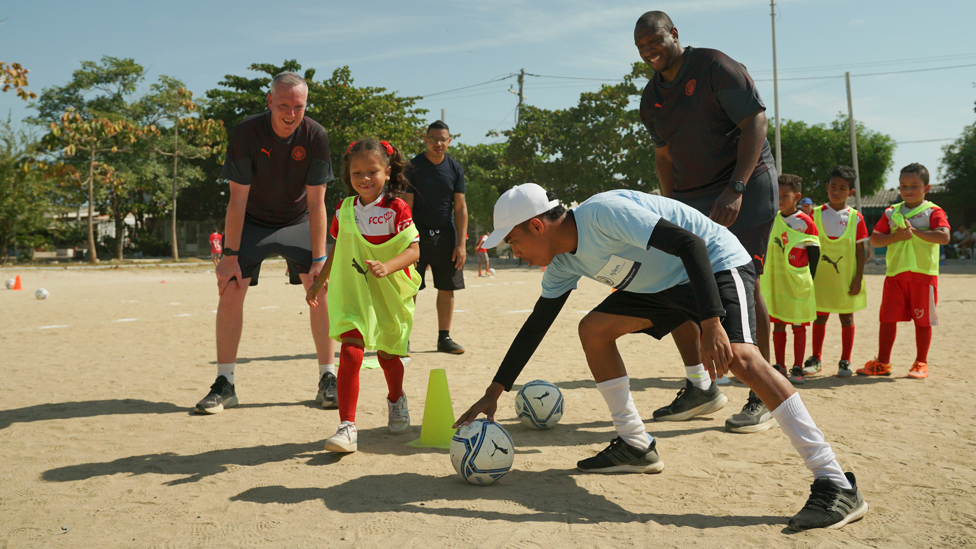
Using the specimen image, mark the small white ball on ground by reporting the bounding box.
[515,379,564,430]
[450,419,515,485]
[5,279,14,290]
[35,288,49,300]
[488,268,496,275]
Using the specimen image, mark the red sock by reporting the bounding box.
[338,343,364,423]
[878,323,897,364]
[915,325,932,363]
[773,330,787,366]
[792,325,806,367]
[841,325,855,361]
[378,355,404,403]
[812,319,826,359]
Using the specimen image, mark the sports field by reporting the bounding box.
[1,264,974,547]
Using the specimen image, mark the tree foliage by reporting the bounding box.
[940,117,976,205]
[449,143,516,233]
[0,119,52,262]
[1,61,36,101]
[772,116,896,204]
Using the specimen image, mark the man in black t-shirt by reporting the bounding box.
[194,72,338,415]
[635,11,779,433]
[405,120,468,354]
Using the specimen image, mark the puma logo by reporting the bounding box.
[260,148,272,158]
[822,254,843,274]
[774,237,784,251]
[753,254,765,266]
[490,440,509,457]
[351,258,369,281]
[532,391,550,405]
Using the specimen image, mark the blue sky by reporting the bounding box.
[2,0,974,190]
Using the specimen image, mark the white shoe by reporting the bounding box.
[324,422,357,452]
[387,393,410,434]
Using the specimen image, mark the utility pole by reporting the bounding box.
[770,0,782,174]
[509,69,527,125]
[441,108,445,123]
[845,72,862,211]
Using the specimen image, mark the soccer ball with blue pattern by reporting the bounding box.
[450,419,515,485]
[515,379,563,429]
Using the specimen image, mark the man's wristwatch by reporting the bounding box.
[222,247,239,256]
[728,180,746,194]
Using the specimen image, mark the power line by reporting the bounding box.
[420,74,517,98]
[751,52,976,76]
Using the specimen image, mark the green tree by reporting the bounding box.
[771,116,896,204]
[940,118,976,204]
[141,76,225,259]
[503,63,658,204]
[449,143,513,233]
[1,61,36,100]
[202,61,428,214]
[0,119,51,262]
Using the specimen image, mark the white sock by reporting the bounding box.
[320,363,335,377]
[217,363,235,385]
[684,363,712,390]
[770,393,852,489]
[595,375,651,450]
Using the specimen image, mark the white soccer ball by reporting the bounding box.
[35,288,49,300]
[515,379,564,430]
[450,419,515,485]
[5,278,14,290]
[488,268,496,275]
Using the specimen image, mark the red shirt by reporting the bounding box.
[778,211,818,268]
[873,201,949,286]
[330,194,418,245]
[209,233,222,254]
[476,234,489,253]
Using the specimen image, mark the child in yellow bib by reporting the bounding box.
[760,175,820,386]
[808,166,868,378]
[859,163,950,380]
[307,139,421,453]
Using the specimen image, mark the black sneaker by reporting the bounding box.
[652,380,728,421]
[789,472,869,531]
[437,336,465,354]
[803,355,823,376]
[725,390,776,433]
[773,364,789,377]
[837,360,853,377]
[789,366,806,385]
[576,436,664,474]
[195,376,238,414]
[316,372,338,409]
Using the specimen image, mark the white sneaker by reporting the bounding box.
[324,422,358,453]
[387,393,410,434]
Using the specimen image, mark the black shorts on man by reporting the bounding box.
[417,226,464,292]
[229,219,314,286]
[592,263,757,343]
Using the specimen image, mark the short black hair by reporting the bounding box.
[427,120,450,134]
[635,11,674,33]
[829,165,857,186]
[900,162,929,185]
[778,173,803,192]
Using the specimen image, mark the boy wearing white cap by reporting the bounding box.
[454,184,867,531]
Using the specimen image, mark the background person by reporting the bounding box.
[208,228,223,267]
[195,71,337,414]
[404,121,468,354]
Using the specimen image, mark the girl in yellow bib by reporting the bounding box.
[760,175,820,386]
[307,139,421,453]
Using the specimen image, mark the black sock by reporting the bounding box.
[438,330,450,340]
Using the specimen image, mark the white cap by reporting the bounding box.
[483,183,560,249]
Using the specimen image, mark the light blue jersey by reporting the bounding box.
[541,190,750,298]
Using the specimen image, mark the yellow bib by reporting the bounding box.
[813,207,867,314]
[327,196,420,355]
[760,214,819,324]
[884,201,940,276]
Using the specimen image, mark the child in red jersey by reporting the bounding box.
[807,166,869,377]
[760,174,820,385]
[475,233,491,277]
[859,163,950,379]
[307,139,421,453]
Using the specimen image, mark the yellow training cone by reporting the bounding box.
[407,368,455,449]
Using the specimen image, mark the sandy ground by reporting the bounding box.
[1,263,975,548]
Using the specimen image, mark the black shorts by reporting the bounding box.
[673,168,778,275]
[592,263,758,344]
[230,219,314,286]
[417,226,464,291]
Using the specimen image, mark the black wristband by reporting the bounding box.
[222,248,239,256]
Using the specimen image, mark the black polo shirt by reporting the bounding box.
[406,153,465,234]
[639,46,773,194]
[221,112,333,228]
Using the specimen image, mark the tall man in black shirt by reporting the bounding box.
[405,121,469,354]
[635,11,780,433]
[195,72,338,414]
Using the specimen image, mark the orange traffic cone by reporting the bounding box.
[12,275,22,290]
